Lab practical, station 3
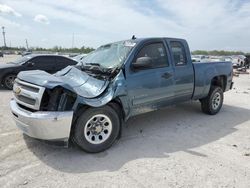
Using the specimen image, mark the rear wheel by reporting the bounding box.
[200,86,224,115]
[73,106,120,153]
[3,74,16,90]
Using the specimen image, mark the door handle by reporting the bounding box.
[162,72,172,79]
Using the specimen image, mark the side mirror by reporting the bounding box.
[133,57,153,69]
[27,61,35,67]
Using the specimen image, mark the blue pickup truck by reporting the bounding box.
[10,37,233,153]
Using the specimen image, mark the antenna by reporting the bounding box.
[2,26,7,48]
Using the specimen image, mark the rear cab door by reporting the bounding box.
[166,39,194,102]
[125,38,175,116]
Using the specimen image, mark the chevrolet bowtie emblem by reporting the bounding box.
[14,87,21,95]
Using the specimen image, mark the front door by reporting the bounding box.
[126,40,174,116]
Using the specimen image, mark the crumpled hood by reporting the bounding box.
[17,66,109,98]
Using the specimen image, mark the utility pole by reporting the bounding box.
[25,39,29,50]
[72,33,74,48]
[2,26,7,48]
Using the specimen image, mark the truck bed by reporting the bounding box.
[192,61,233,100]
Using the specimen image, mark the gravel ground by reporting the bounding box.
[0,55,250,188]
[0,55,21,64]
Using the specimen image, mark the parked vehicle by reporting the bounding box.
[72,54,88,62]
[10,38,233,153]
[21,51,32,56]
[209,56,223,62]
[222,56,233,62]
[245,55,250,69]
[0,54,77,89]
[232,55,246,67]
[191,55,208,62]
[0,51,3,57]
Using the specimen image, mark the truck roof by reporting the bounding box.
[129,37,186,43]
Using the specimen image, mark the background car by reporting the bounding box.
[191,55,206,62]
[245,55,250,68]
[0,54,77,89]
[72,54,88,62]
[21,51,32,56]
[232,55,246,67]
[223,56,233,62]
[191,55,210,62]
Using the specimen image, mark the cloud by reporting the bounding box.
[34,14,49,24]
[1,0,250,51]
[0,4,21,17]
[0,16,20,27]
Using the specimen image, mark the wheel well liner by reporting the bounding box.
[211,75,227,91]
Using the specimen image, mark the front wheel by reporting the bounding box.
[73,106,120,153]
[200,86,224,115]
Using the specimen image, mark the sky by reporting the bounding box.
[0,0,250,51]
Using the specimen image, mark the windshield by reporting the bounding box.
[11,56,32,64]
[81,40,136,69]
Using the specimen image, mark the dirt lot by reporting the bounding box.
[0,55,250,187]
[0,55,21,64]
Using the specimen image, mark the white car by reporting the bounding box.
[232,55,245,67]
[191,55,208,62]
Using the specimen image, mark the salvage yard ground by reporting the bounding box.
[0,55,250,187]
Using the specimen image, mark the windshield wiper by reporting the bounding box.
[81,62,106,73]
[85,63,101,66]
[82,62,120,78]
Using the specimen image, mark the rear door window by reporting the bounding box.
[170,41,187,66]
[56,56,77,66]
[31,56,55,67]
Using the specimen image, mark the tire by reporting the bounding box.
[73,105,120,153]
[3,74,16,90]
[200,86,224,115]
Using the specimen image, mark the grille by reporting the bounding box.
[13,79,45,110]
[16,95,36,105]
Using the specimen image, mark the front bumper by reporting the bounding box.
[10,99,73,141]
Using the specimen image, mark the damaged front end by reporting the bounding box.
[10,78,74,145]
[10,65,122,144]
[40,87,77,111]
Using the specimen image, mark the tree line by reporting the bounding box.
[0,46,95,54]
[1,46,250,56]
[192,50,250,56]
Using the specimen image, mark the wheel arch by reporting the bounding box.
[211,75,227,92]
[70,97,126,140]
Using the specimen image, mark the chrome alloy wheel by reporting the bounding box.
[84,114,112,144]
[212,92,221,110]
